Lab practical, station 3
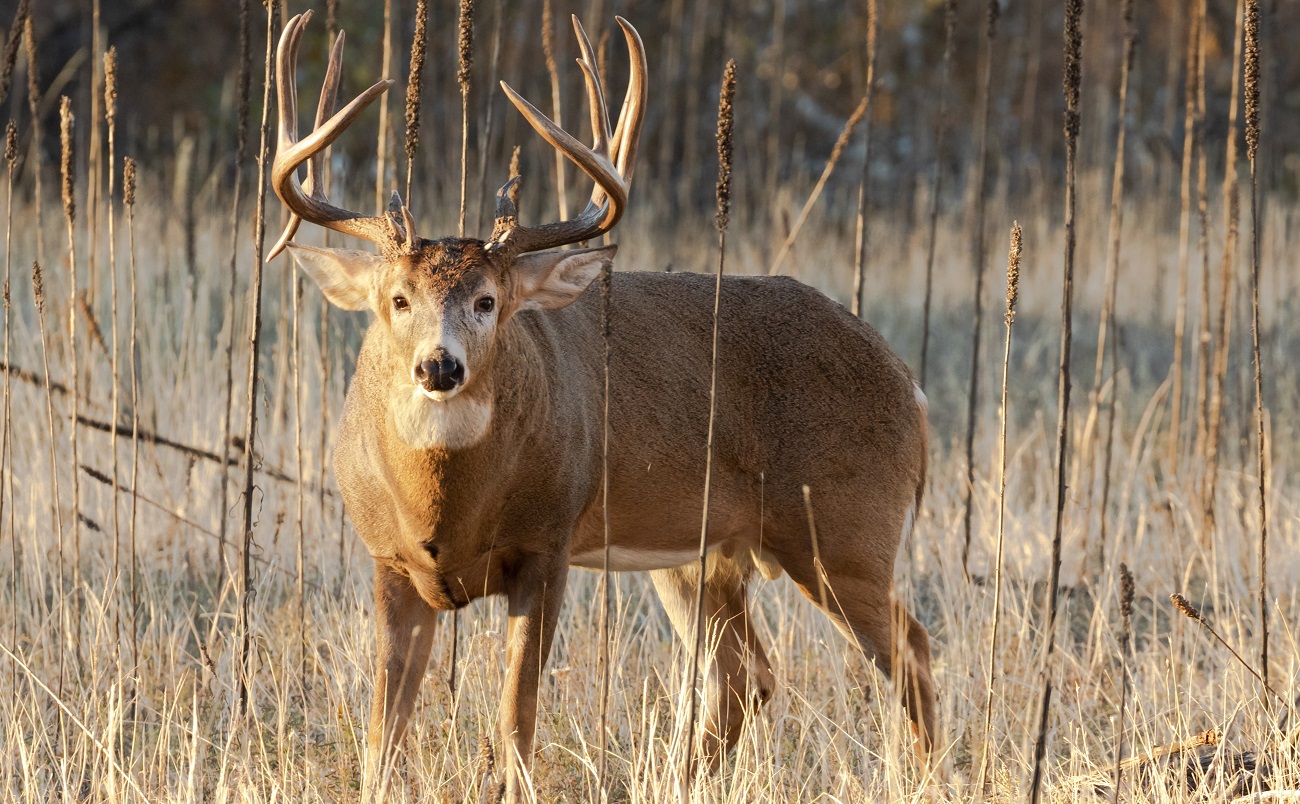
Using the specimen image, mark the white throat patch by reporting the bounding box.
[390,385,494,450]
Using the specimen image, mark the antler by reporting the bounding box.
[489,16,647,255]
[269,12,404,260]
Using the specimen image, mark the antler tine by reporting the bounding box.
[269,13,398,260]
[609,17,647,183]
[491,17,647,255]
[571,16,612,158]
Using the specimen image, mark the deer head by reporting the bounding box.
[269,11,645,442]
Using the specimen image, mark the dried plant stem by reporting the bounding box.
[977,222,1020,797]
[1085,0,1134,577]
[60,96,83,667]
[458,0,474,237]
[1028,1,1083,800]
[767,94,868,276]
[22,17,43,269]
[1192,0,1211,482]
[1168,8,1203,474]
[597,171,612,804]
[685,59,735,788]
[1112,564,1135,803]
[960,0,1000,581]
[1243,0,1267,690]
[87,0,102,300]
[849,0,876,318]
[3,122,16,701]
[238,0,279,716]
[1203,0,1245,540]
[32,260,65,706]
[104,47,120,655]
[375,0,393,215]
[404,0,428,204]
[124,157,140,679]
[918,0,957,388]
[219,0,253,599]
[293,276,307,689]
[542,0,568,219]
[1170,593,1285,707]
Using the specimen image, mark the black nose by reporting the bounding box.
[414,354,464,393]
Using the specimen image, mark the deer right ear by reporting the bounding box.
[286,243,384,311]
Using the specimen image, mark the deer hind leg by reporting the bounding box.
[650,557,775,772]
[789,566,936,765]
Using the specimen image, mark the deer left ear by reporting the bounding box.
[511,245,617,311]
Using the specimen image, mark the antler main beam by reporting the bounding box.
[269,12,400,260]
[489,16,647,255]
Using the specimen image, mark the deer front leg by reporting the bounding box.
[498,554,568,802]
[366,560,438,795]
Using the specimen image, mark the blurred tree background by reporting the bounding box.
[2,0,1296,227]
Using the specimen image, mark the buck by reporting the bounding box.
[271,11,936,799]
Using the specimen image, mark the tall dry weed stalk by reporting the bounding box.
[404,0,428,203]
[849,0,876,318]
[0,1,28,108]
[1169,7,1203,474]
[1029,1,1083,800]
[1192,0,1211,480]
[219,0,253,598]
[87,0,103,300]
[1112,564,1135,803]
[22,17,42,268]
[685,58,735,789]
[3,121,16,699]
[31,259,64,704]
[104,46,121,651]
[767,94,868,276]
[542,0,568,219]
[977,221,1020,797]
[1243,0,1267,689]
[918,0,958,388]
[238,0,279,716]
[1085,0,1135,576]
[1170,592,1284,706]
[60,96,84,663]
[1203,0,1245,541]
[124,157,139,674]
[457,0,474,237]
[375,0,393,215]
[961,0,1000,580]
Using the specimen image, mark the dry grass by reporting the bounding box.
[0,170,1293,801]
[0,7,1296,804]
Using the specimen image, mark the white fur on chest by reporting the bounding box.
[389,386,494,450]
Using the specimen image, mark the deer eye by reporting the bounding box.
[475,296,495,314]
[392,295,409,311]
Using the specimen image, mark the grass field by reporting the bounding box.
[1,0,1296,801]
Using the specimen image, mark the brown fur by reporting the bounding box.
[325,239,937,799]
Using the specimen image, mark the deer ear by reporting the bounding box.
[286,243,384,311]
[511,245,617,311]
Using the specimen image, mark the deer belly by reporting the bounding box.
[569,545,713,572]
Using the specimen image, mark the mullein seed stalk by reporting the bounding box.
[104,46,121,657]
[1243,0,1267,690]
[404,0,428,203]
[1111,564,1135,804]
[238,0,279,717]
[686,58,734,789]
[22,17,42,268]
[1029,2,1083,800]
[3,121,15,701]
[977,222,1020,798]
[124,157,139,676]
[59,96,83,667]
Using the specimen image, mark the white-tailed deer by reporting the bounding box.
[272,10,936,800]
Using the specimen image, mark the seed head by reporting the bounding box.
[715,59,736,234]
[5,120,16,166]
[123,157,137,207]
[405,0,429,161]
[1244,0,1260,161]
[457,0,475,92]
[59,96,74,224]
[31,260,43,311]
[104,47,118,125]
[1170,593,1203,624]
[1062,0,1083,142]
[1119,563,1134,624]
[0,0,29,109]
[23,17,38,122]
[1005,222,1021,323]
